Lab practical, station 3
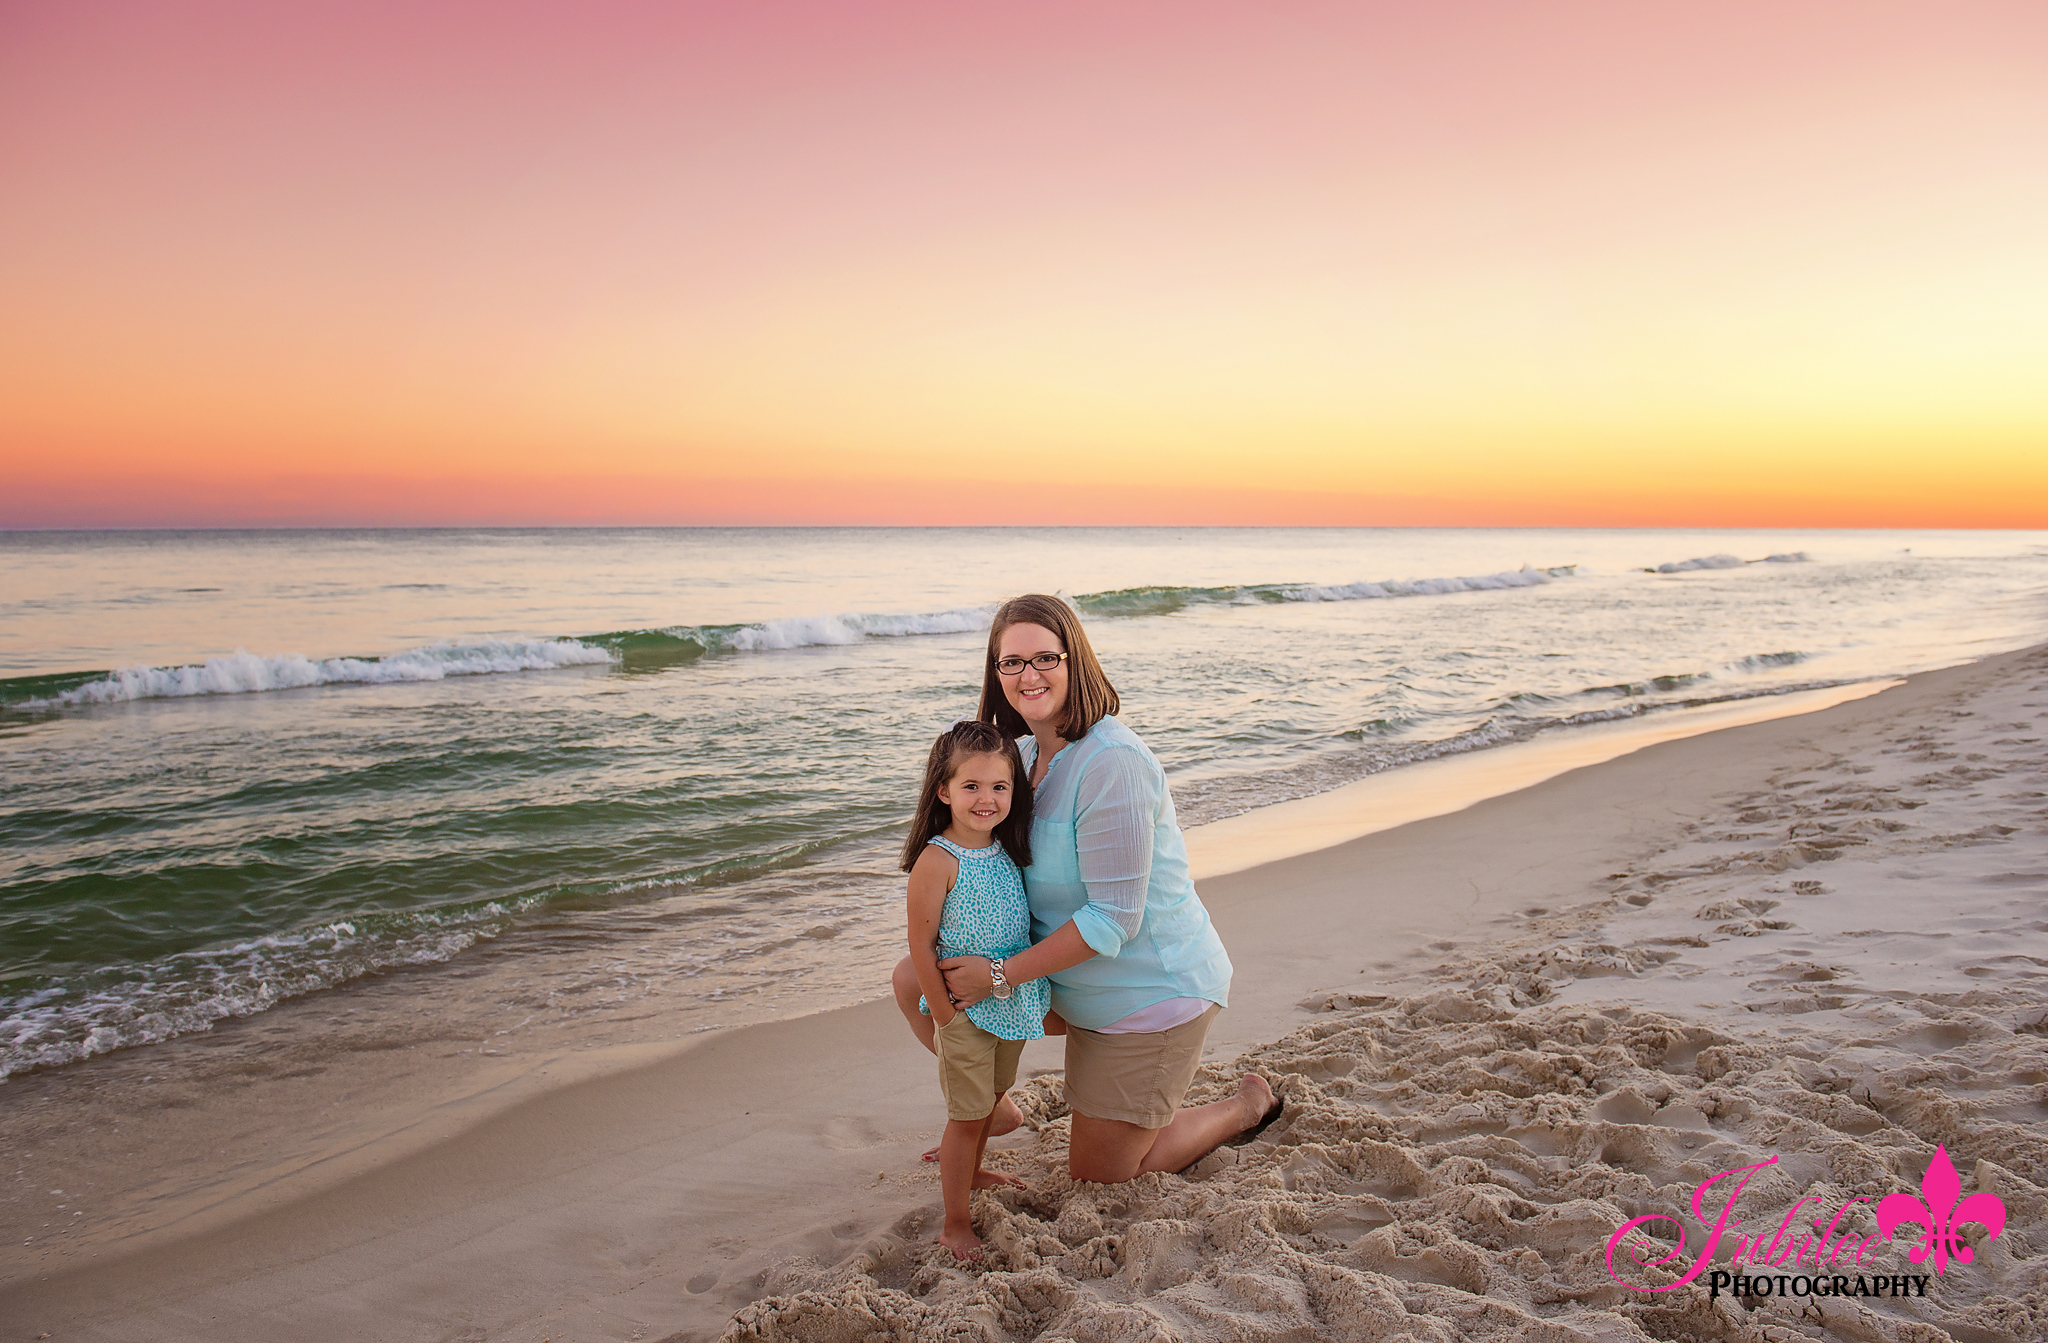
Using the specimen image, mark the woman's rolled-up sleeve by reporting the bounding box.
[1069,746,1160,957]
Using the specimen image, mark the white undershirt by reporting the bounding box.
[1095,995,1213,1034]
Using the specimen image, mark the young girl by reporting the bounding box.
[902,719,1051,1260]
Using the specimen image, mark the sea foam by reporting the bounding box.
[1651,551,1811,573]
[677,569,1575,653]
[1073,565,1575,618]
[22,639,614,707]
[0,897,543,1080]
[724,605,996,651]
[14,566,1577,709]
[1654,553,1747,573]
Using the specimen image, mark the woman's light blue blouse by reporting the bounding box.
[1020,715,1233,1030]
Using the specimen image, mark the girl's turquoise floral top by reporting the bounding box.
[919,835,1047,1041]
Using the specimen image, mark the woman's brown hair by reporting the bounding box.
[976,594,1120,742]
[899,719,1034,873]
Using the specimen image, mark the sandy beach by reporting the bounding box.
[5,645,2044,1342]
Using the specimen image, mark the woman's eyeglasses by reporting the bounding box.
[995,652,1069,676]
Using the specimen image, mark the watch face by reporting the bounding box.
[993,984,1012,999]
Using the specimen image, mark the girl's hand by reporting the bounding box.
[938,955,993,1007]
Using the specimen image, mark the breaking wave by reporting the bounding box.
[585,605,1002,673]
[0,895,547,1081]
[8,639,615,708]
[1729,649,1812,672]
[1650,551,1811,573]
[1577,651,1814,700]
[605,565,1578,665]
[7,566,1579,707]
[1072,566,1575,619]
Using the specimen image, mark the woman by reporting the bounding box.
[893,594,1277,1181]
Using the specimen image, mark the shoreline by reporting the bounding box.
[4,644,2044,1341]
[1186,678,1898,880]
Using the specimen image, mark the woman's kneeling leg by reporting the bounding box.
[1067,1075,1275,1182]
[1066,1111,1163,1183]
[891,955,938,1056]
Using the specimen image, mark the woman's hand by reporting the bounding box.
[938,954,994,1007]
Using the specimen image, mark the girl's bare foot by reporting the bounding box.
[921,1093,1025,1161]
[936,1226,985,1261]
[971,1167,1028,1190]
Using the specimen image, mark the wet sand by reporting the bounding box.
[4,647,2044,1341]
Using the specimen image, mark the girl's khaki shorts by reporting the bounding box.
[1062,1002,1220,1129]
[936,1012,1028,1121]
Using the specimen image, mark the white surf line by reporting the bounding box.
[1185,680,1900,882]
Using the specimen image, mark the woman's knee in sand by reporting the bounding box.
[891,955,937,1056]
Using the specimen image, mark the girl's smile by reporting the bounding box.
[938,752,1016,845]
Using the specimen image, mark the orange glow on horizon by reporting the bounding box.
[9,460,2041,531]
[2,2,2044,529]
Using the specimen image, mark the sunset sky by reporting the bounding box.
[2,1,2044,527]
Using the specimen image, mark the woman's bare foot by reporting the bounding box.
[936,1226,985,1261]
[1233,1074,1279,1135]
[971,1167,1028,1190]
[921,1093,1025,1161]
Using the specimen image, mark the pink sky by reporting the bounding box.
[3,2,2044,526]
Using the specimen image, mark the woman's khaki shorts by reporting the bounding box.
[1063,1002,1220,1129]
[936,1012,1028,1122]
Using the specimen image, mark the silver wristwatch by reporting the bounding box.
[989,957,1013,1000]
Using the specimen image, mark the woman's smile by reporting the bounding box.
[998,622,1069,728]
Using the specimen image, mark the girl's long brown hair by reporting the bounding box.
[976,594,1119,742]
[899,719,1034,873]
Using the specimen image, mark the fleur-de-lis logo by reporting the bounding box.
[1875,1145,2007,1275]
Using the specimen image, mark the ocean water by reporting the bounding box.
[3,526,2045,1080]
